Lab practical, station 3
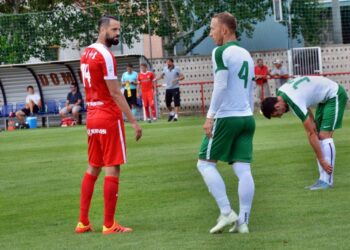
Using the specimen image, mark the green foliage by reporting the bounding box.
[0,0,330,64]
[290,0,327,46]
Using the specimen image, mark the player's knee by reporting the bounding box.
[105,165,120,177]
[319,131,333,140]
[232,162,253,179]
[86,165,101,176]
[197,159,216,173]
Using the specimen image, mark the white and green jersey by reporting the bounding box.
[278,76,339,121]
[207,41,255,119]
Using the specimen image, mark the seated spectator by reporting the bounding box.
[16,85,42,127]
[270,59,289,91]
[254,58,270,104]
[59,83,83,122]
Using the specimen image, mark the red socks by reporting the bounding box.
[145,107,150,119]
[79,172,98,225]
[151,103,156,118]
[103,176,119,228]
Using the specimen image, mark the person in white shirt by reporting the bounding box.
[196,12,255,235]
[270,59,289,90]
[16,85,42,126]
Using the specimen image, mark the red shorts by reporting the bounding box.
[142,91,154,107]
[86,118,126,167]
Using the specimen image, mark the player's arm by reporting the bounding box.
[136,75,141,97]
[156,72,164,81]
[121,74,127,86]
[106,79,142,141]
[204,69,228,138]
[307,108,317,132]
[76,93,82,105]
[178,72,185,81]
[303,117,332,174]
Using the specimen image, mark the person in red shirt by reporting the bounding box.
[76,15,142,235]
[137,63,157,122]
[254,58,270,104]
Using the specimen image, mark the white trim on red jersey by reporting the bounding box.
[89,43,118,80]
[117,119,127,163]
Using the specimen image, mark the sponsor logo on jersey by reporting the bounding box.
[87,129,107,135]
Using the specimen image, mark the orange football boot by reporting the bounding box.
[75,222,93,233]
[102,221,133,235]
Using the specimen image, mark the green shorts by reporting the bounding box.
[198,116,255,164]
[315,85,348,132]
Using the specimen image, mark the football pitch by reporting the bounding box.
[1,112,350,250]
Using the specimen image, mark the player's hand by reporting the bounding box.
[203,118,214,138]
[319,159,333,174]
[131,121,142,141]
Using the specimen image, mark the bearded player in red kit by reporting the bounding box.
[75,16,142,235]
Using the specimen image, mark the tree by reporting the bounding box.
[154,0,271,56]
[0,1,119,64]
[289,0,327,46]
[0,0,327,64]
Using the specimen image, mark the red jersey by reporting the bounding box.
[80,43,122,120]
[254,65,269,85]
[138,71,155,93]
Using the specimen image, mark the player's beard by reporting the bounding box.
[105,34,119,48]
[285,105,290,113]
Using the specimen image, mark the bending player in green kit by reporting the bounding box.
[261,76,348,190]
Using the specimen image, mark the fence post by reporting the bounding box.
[200,83,205,116]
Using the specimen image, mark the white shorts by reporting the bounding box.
[60,104,82,114]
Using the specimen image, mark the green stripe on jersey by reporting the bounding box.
[214,41,240,73]
[278,90,309,122]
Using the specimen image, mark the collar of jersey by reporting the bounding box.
[224,41,240,47]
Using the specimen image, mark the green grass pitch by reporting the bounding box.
[1,112,350,250]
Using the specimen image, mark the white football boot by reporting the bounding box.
[229,223,249,234]
[209,210,238,234]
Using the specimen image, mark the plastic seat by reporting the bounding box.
[58,99,67,111]
[2,104,13,116]
[15,102,25,112]
[46,100,58,114]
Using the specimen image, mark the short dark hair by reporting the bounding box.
[213,12,237,33]
[27,85,34,91]
[127,63,133,68]
[140,63,147,67]
[70,83,77,87]
[260,97,279,119]
[166,58,174,63]
[98,15,118,32]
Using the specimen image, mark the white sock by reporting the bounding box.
[232,162,255,225]
[318,138,336,185]
[197,160,232,216]
[174,113,178,119]
[170,111,175,116]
